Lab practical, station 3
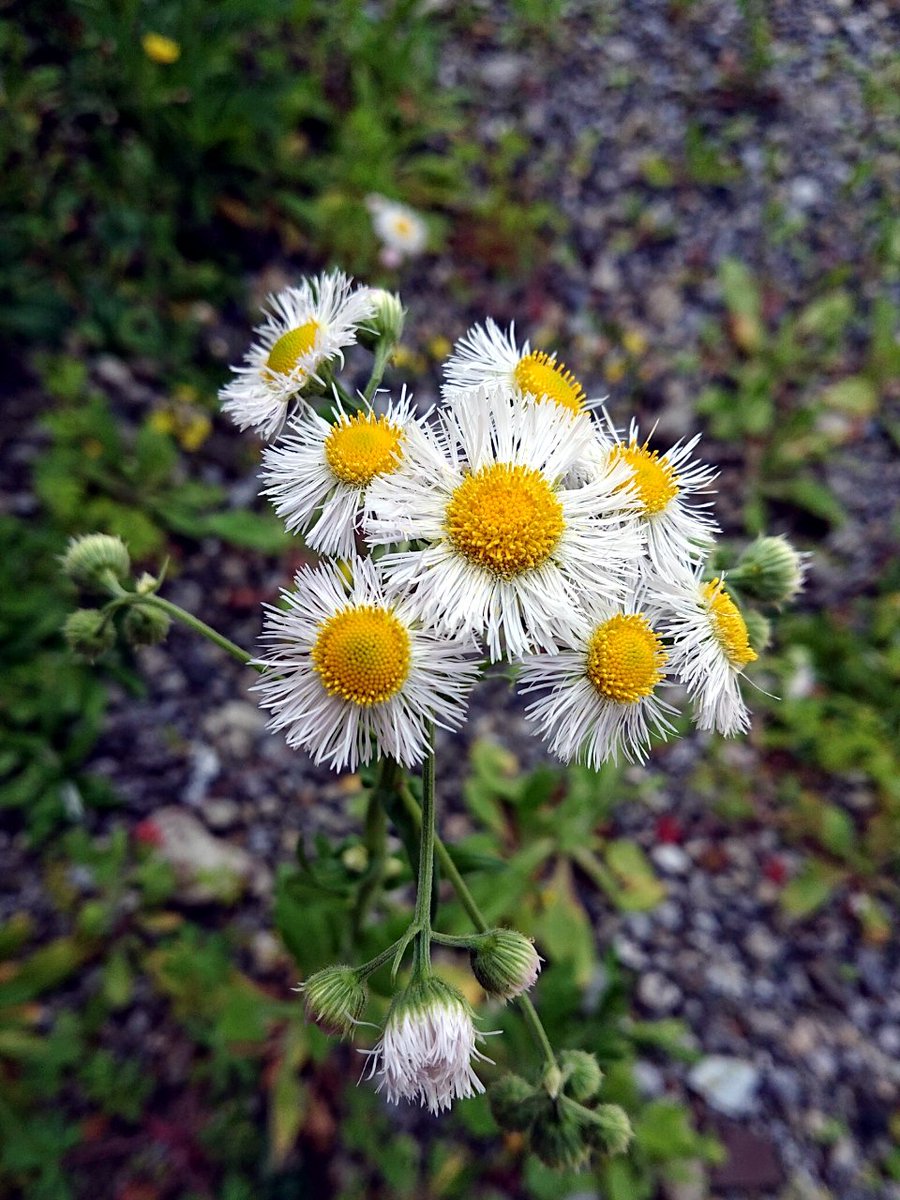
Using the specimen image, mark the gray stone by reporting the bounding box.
[638,971,682,1013]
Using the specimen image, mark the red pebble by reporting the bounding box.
[762,856,788,885]
[133,818,163,847]
[655,814,684,844]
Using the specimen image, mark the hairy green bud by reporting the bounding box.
[530,1104,592,1171]
[559,1049,604,1102]
[582,1103,633,1157]
[122,603,171,647]
[359,289,405,348]
[731,535,806,605]
[62,533,130,592]
[470,928,541,1000]
[489,1073,542,1132]
[743,608,772,655]
[64,609,116,662]
[301,965,367,1037]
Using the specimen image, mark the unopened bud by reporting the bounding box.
[743,608,772,655]
[732,535,806,605]
[64,609,116,662]
[489,1074,542,1132]
[359,289,405,348]
[530,1105,592,1171]
[122,603,171,647]
[62,533,130,592]
[582,1103,633,1157]
[559,1049,603,1102]
[470,928,541,1000]
[301,965,366,1037]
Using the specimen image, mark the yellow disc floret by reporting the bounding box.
[311,605,411,706]
[445,463,565,578]
[513,351,587,416]
[324,413,404,486]
[611,442,680,516]
[702,580,758,670]
[586,614,667,704]
[266,320,321,378]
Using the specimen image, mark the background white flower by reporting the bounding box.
[253,557,479,770]
[219,270,374,440]
[365,194,428,267]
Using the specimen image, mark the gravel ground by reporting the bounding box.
[5,2,900,1197]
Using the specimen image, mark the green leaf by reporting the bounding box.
[781,859,840,919]
[602,840,666,911]
[194,509,293,552]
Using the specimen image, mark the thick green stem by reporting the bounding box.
[397,782,556,1072]
[411,732,436,974]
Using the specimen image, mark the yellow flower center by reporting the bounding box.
[311,605,411,706]
[513,351,587,416]
[391,216,414,239]
[702,580,758,670]
[586,614,667,704]
[265,320,321,378]
[612,442,680,516]
[445,463,564,578]
[324,413,404,486]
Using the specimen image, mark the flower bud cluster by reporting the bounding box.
[490,1050,631,1169]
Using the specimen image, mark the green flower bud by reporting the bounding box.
[64,609,116,662]
[122,603,171,647]
[743,608,772,655]
[358,289,405,348]
[559,1049,604,1102]
[731,536,806,605]
[530,1104,592,1171]
[582,1103,633,1158]
[301,964,367,1037]
[62,533,130,592]
[470,928,541,1000]
[490,1073,543,1132]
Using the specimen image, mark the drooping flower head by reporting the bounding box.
[365,388,643,661]
[253,557,480,770]
[661,573,758,736]
[365,195,428,267]
[470,929,542,1001]
[260,390,429,559]
[220,271,375,440]
[442,319,591,417]
[591,417,718,581]
[518,590,677,766]
[364,976,491,1114]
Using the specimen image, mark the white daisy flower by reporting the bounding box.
[518,592,677,766]
[441,318,592,417]
[363,977,490,1114]
[365,388,644,661]
[589,418,718,581]
[260,390,429,559]
[660,573,758,736]
[219,271,375,440]
[253,557,480,771]
[365,194,428,267]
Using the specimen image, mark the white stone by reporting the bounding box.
[144,807,267,903]
[651,844,691,875]
[687,1055,760,1117]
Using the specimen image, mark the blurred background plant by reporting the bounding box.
[2,0,899,1197]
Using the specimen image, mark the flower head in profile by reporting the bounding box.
[219,271,375,440]
[365,388,643,660]
[253,557,479,770]
[660,573,758,736]
[364,976,490,1114]
[365,195,428,268]
[518,591,677,766]
[590,418,718,581]
[442,319,592,417]
[261,390,428,559]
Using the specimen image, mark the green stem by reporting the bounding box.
[363,338,392,401]
[137,595,260,671]
[397,782,556,1072]
[332,378,361,411]
[411,730,436,975]
[356,935,411,981]
[351,758,397,935]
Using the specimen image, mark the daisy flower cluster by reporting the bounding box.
[63,269,802,1159]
